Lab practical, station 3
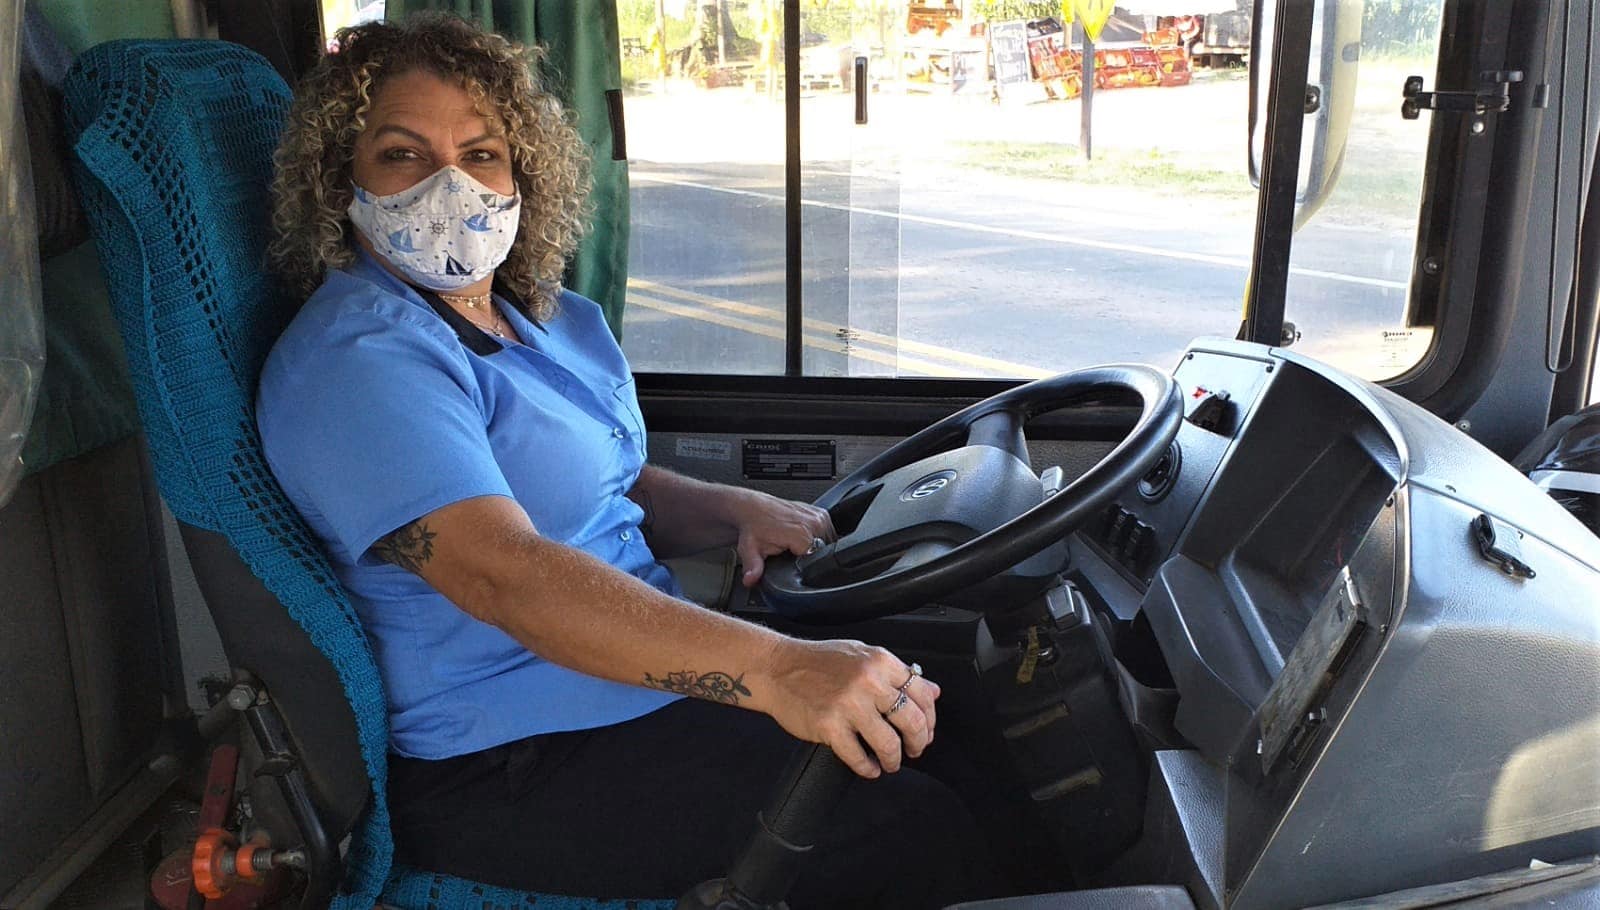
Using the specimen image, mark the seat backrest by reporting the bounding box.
[61,39,394,910]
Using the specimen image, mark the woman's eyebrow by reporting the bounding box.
[367,124,502,148]
[370,124,430,145]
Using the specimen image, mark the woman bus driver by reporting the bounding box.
[256,15,994,907]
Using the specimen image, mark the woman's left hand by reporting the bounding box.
[729,491,836,587]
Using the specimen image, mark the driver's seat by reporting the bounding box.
[62,37,672,910]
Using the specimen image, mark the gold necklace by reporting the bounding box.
[441,291,508,338]
[439,291,493,310]
[466,307,508,338]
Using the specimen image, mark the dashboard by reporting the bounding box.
[649,338,1600,907]
[1070,340,1600,908]
[1077,345,1402,727]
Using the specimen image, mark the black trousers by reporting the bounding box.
[388,698,1001,909]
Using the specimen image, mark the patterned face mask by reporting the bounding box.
[347,166,521,292]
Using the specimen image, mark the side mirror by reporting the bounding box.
[1249,0,1365,231]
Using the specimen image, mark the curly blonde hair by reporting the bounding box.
[268,14,590,316]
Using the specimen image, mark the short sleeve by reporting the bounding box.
[257,301,514,563]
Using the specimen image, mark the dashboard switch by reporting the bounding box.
[1108,508,1134,551]
[1089,504,1158,580]
[1188,389,1235,435]
[1122,521,1153,566]
[1097,503,1120,537]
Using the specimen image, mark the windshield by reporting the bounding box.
[613,0,1448,381]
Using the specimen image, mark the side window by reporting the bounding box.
[1279,0,1446,382]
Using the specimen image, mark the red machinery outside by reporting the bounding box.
[1017,17,1191,98]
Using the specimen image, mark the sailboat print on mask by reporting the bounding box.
[346,167,520,290]
[387,228,420,253]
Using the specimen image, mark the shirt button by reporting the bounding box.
[612,427,626,439]
[620,529,633,542]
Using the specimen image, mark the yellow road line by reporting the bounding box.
[628,292,957,376]
[628,277,1053,379]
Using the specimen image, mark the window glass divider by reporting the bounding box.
[784,0,802,376]
[1243,1,1316,348]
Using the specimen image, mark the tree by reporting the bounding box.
[972,0,1062,22]
[1361,0,1442,56]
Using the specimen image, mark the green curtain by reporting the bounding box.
[34,0,175,52]
[387,0,631,338]
[19,1,162,476]
[21,245,141,476]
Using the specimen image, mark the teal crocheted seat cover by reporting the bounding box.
[61,38,670,910]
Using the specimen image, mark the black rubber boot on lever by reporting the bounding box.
[676,744,856,910]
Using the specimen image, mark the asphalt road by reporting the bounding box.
[620,159,1422,380]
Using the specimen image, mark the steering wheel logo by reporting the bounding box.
[902,471,957,501]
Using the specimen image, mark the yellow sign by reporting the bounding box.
[1072,0,1116,42]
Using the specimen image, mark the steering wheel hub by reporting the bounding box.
[902,471,957,501]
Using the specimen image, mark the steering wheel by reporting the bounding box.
[760,365,1183,624]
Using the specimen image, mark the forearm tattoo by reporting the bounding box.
[643,669,752,705]
[371,520,437,574]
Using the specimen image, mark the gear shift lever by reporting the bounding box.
[676,744,856,910]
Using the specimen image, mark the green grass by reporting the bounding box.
[953,142,1254,198]
[1311,159,1424,225]
[950,140,1424,225]
[1358,44,1438,65]
[621,54,657,91]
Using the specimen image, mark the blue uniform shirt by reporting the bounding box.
[258,250,679,759]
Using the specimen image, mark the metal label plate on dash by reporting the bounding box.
[742,439,836,481]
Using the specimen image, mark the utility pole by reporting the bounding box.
[716,0,727,65]
[655,0,668,81]
[1079,21,1095,161]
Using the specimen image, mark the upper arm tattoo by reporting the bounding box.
[371,519,437,575]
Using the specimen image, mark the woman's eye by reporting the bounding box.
[382,148,420,162]
[464,149,497,163]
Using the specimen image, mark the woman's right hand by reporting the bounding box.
[757,638,940,779]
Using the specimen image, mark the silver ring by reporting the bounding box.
[885,690,910,716]
[899,662,923,692]
[804,537,824,556]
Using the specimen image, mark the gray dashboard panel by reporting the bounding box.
[648,430,1115,503]
[1311,858,1600,909]
[1108,341,1600,907]
[1231,485,1600,908]
[1143,556,1274,761]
